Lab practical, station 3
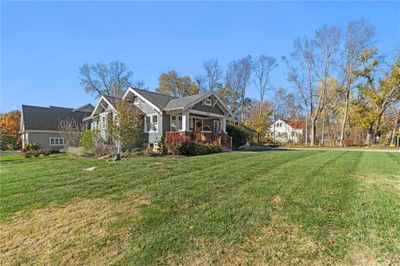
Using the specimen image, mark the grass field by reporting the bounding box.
[0,150,399,265]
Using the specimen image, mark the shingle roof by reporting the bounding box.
[102,96,144,114]
[103,96,120,107]
[73,103,95,113]
[21,105,92,131]
[134,88,175,109]
[164,92,211,110]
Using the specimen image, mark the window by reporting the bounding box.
[146,116,151,132]
[101,116,106,129]
[203,125,211,132]
[170,115,182,131]
[134,97,140,104]
[146,115,158,132]
[152,115,158,131]
[276,122,282,127]
[171,115,177,131]
[214,120,221,133]
[49,137,64,146]
[204,99,212,106]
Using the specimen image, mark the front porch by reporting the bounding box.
[164,111,232,149]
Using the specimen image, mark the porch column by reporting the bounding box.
[182,111,190,131]
[221,116,227,133]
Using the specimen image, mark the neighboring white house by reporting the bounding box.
[268,119,304,143]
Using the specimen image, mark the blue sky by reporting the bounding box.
[1,1,399,112]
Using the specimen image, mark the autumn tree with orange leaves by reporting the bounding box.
[0,110,21,150]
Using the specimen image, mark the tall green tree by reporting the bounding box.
[353,49,400,145]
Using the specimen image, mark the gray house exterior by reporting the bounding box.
[20,104,93,150]
[20,88,233,151]
[90,87,233,149]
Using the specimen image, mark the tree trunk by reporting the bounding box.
[321,117,325,146]
[310,118,317,146]
[389,113,400,145]
[304,114,308,146]
[339,91,350,147]
[366,127,373,146]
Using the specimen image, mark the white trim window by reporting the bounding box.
[204,99,212,106]
[146,115,158,132]
[101,115,106,129]
[170,115,182,131]
[49,137,64,146]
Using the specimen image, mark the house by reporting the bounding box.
[88,87,234,149]
[20,104,93,150]
[268,118,304,143]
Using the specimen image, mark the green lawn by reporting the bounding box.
[0,151,399,265]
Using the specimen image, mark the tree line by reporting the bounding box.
[79,19,399,147]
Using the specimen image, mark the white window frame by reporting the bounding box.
[134,97,140,104]
[204,99,212,107]
[145,114,158,133]
[49,137,64,146]
[194,118,203,132]
[100,113,107,130]
[170,114,182,132]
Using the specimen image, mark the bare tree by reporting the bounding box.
[291,36,316,145]
[80,61,133,98]
[287,68,309,145]
[203,58,223,91]
[338,20,375,146]
[58,117,84,147]
[225,56,252,121]
[309,25,341,146]
[253,54,277,116]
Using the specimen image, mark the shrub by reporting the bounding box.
[226,124,249,147]
[143,147,155,156]
[165,134,191,155]
[66,147,86,157]
[157,137,168,155]
[176,141,222,156]
[20,148,27,155]
[25,142,40,151]
[91,131,115,157]
[79,129,95,151]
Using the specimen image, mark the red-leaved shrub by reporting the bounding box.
[165,134,191,155]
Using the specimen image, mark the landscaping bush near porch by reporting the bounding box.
[164,134,222,156]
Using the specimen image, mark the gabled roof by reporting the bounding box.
[124,87,233,116]
[21,104,91,131]
[133,88,175,110]
[164,92,212,111]
[281,119,304,129]
[91,95,144,117]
